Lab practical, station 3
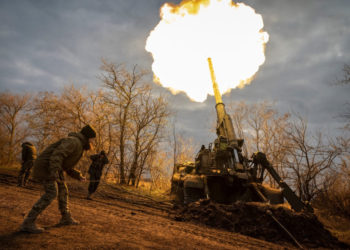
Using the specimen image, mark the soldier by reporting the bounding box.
[86,150,109,200]
[18,142,37,187]
[20,125,96,233]
[195,145,206,172]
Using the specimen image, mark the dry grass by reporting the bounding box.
[0,164,20,175]
[313,175,350,219]
[116,180,170,202]
[1,164,170,202]
[315,209,350,245]
[313,174,350,245]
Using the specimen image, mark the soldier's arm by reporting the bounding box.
[28,147,35,160]
[48,138,78,180]
[66,168,84,180]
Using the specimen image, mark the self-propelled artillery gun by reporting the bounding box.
[171,58,312,213]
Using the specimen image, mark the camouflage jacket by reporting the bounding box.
[21,142,37,162]
[88,154,109,176]
[32,132,88,181]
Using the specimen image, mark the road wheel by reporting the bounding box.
[184,187,204,204]
[171,184,184,204]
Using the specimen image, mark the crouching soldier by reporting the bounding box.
[87,150,109,200]
[18,142,37,187]
[20,125,97,233]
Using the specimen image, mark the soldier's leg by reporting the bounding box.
[88,174,99,196]
[20,181,57,233]
[28,181,57,216]
[88,175,95,195]
[57,181,69,215]
[95,180,100,192]
[17,163,26,186]
[57,181,79,226]
[94,174,102,192]
[91,179,99,194]
[23,161,34,186]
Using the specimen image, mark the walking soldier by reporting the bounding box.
[18,142,37,187]
[87,150,109,200]
[20,125,96,233]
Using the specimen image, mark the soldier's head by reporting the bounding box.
[100,150,106,156]
[80,125,96,139]
[22,142,32,147]
[80,125,97,150]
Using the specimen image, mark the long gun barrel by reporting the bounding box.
[207,58,237,143]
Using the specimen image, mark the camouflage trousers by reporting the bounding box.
[88,172,101,195]
[27,179,70,219]
[18,160,34,186]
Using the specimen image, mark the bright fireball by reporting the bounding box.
[146,0,269,102]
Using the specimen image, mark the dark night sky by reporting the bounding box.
[1,0,349,146]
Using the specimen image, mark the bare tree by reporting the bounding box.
[334,63,350,123]
[174,133,197,164]
[28,92,65,151]
[335,63,350,86]
[146,150,172,191]
[87,89,119,178]
[60,85,90,131]
[227,101,291,184]
[100,60,148,184]
[0,92,31,165]
[28,86,91,151]
[128,88,170,186]
[313,134,350,217]
[284,115,342,201]
[28,86,113,175]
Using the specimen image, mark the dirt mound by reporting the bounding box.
[172,200,348,249]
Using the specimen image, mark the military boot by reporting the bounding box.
[57,213,80,226]
[20,211,44,233]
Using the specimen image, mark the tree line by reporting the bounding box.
[0,60,171,189]
[0,61,349,216]
[227,101,349,203]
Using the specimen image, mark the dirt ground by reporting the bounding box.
[0,169,347,249]
[172,200,348,249]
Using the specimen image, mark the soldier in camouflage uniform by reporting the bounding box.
[18,142,37,187]
[20,125,96,233]
[87,150,109,200]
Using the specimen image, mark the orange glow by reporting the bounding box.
[145,0,269,102]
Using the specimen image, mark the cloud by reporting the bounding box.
[0,0,349,145]
[0,0,165,92]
